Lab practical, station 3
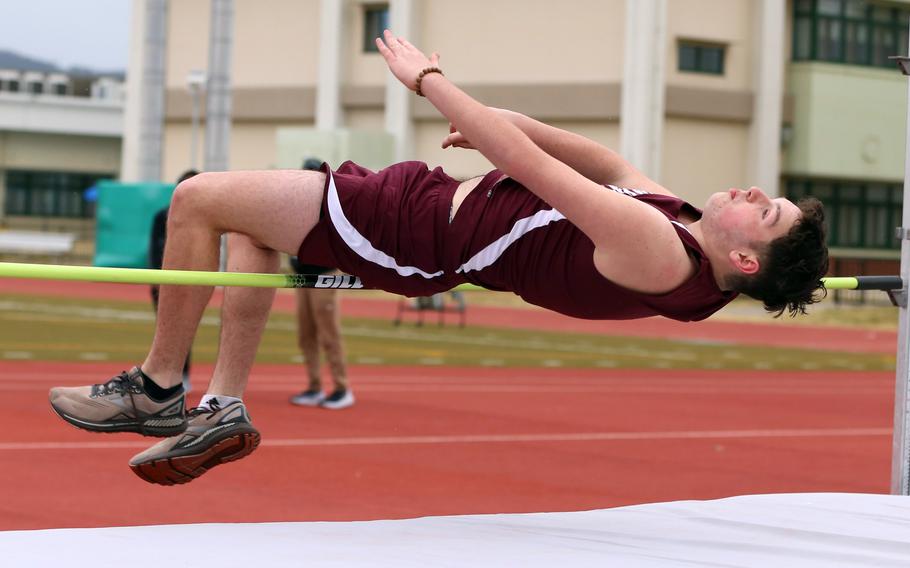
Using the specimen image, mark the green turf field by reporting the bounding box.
[0,293,895,371]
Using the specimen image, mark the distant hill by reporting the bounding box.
[0,49,58,72]
[0,49,123,78]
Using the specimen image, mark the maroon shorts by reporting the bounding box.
[297,161,500,297]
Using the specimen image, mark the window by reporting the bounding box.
[28,81,43,94]
[793,0,910,68]
[6,79,18,92]
[4,170,112,218]
[53,83,67,96]
[678,41,725,75]
[786,178,902,249]
[362,4,389,53]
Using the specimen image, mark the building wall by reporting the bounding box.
[165,0,211,89]
[233,0,320,88]
[0,131,119,243]
[161,0,761,197]
[345,1,387,87]
[662,118,750,206]
[666,0,753,91]
[0,132,120,172]
[785,62,907,182]
[420,0,624,84]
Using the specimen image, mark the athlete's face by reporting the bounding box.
[703,186,802,251]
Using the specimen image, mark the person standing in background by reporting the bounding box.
[289,158,354,410]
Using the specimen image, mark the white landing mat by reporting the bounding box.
[2,493,910,567]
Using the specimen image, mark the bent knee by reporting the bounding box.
[168,174,216,225]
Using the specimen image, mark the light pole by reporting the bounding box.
[186,69,206,171]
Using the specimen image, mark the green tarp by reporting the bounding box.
[93,180,175,268]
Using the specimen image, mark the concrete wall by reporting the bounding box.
[666,0,753,91]
[0,132,120,173]
[420,0,624,84]
[233,0,320,88]
[159,0,773,199]
[785,62,907,182]
[662,118,750,206]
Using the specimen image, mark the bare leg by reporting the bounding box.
[141,169,325,388]
[207,233,280,398]
[296,288,322,390]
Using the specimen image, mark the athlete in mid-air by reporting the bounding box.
[49,31,828,485]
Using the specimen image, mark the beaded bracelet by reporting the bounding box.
[415,67,444,97]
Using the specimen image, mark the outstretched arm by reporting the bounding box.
[376,31,693,293]
[443,109,675,197]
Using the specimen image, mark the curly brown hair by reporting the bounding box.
[726,197,829,317]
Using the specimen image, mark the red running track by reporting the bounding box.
[0,361,893,530]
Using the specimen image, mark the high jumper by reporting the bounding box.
[48,31,828,485]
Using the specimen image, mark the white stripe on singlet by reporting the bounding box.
[670,220,692,234]
[326,170,444,279]
[454,185,690,275]
[456,208,567,274]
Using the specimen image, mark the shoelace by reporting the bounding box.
[187,398,223,420]
[91,371,141,397]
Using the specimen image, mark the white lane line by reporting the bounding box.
[0,427,890,451]
[78,353,108,361]
[0,383,893,395]
[0,375,893,388]
[2,352,33,360]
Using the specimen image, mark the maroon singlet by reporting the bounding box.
[297,161,736,322]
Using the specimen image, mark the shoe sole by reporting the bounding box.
[319,403,354,409]
[129,431,261,486]
[290,398,325,407]
[50,403,186,438]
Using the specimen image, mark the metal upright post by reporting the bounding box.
[121,0,167,183]
[890,48,910,494]
[187,70,206,171]
[205,0,234,271]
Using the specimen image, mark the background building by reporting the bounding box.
[0,52,124,259]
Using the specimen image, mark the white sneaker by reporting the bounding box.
[320,389,355,410]
[290,388,325,406]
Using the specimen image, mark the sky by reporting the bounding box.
[0,0,132,71]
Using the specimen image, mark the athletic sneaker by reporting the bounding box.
[320,388,355,410]
[49,367,186,437]
[128,398,260,486]
[289,387,325,407]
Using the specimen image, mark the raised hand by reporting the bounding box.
[375,29,440,92]
[442,123,475,150]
